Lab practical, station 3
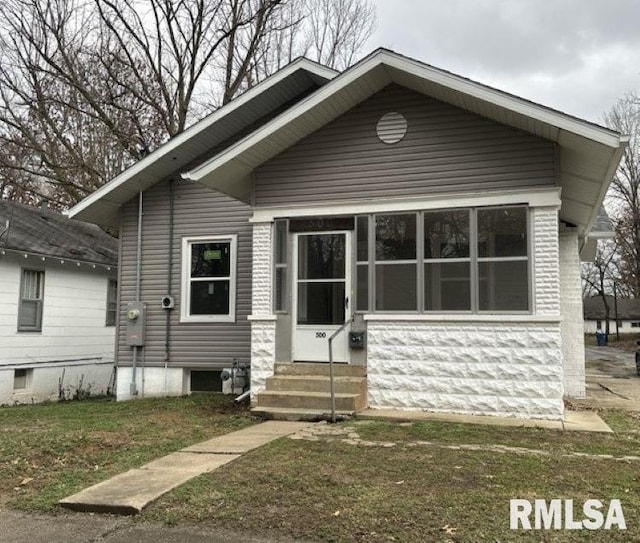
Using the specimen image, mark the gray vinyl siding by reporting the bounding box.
[117,180,252,369]
[254,84,557,206]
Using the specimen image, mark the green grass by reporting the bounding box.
[0,395,256,511]
[143,411,640,542]
[2,398,640,541]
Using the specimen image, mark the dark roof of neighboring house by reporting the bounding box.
[583,295,640,320]
[589,206,615,236]
[0,199,118,267]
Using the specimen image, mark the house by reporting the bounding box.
[68,49,627,420]
[584,295,640,335]
[0,200,118,404]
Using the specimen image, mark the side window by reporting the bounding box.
[477,207,529,311]
[181,236,237,322]
[375,213,417,311]
[18,269,44,332]
[106,279,118,326]
[424,209,471,311]
[274,220,288,312]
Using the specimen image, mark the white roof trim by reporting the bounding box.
[185,49,625,184]
[68,58,338,220]
[249,187,562,224]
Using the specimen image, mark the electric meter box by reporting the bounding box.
[125,302,146,346]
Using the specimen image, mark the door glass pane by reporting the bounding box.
[424,262,471,310]
[477,207,527,257]
[297,234,345,279]
[375,263,416,311]
[297,282,345,325]
[191,242,231,277]
[190,280,230,315]
[478,261,529,311]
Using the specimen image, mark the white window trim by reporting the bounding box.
[180,235,237,323]
[18,268,45,333]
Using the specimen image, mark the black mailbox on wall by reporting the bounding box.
[349,331,365,349]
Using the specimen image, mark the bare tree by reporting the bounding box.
[603,92,640,296]
[582,239,620,334]
[0,0,377,208]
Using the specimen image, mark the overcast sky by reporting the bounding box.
[368,0,640,124]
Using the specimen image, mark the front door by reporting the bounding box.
[293,231,351,362]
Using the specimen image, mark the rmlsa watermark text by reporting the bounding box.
[510,499,626,530]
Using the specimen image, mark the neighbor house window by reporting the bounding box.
[181,235,237,322]
[106,279,118,326]
[375,213,417,311]
[274,220,288,312]
[354,205,530,314]
[18,269,44,332]
[631,322,640,328]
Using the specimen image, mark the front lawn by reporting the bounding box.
[0,395,256,511]
[1,397,639,541]
[144,411,640,542]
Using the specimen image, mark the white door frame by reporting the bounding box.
[292,230,352,362]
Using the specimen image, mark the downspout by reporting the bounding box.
[131,191,143,397]
[164,179,175,395]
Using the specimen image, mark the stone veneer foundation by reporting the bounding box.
[366,320,564,420]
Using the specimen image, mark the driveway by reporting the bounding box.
[577,345,640,410]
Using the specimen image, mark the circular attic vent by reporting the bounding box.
[376,111,407,144]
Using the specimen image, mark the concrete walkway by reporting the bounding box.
[59,421,312,515]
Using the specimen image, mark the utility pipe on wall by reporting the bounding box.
[131,190,143,397]
[164,179,175,395]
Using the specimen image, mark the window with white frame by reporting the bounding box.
[181,236,237,322]
[354,205,530,313]
[106,279,118,326]
[18,269,44,332]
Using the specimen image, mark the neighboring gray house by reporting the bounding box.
[0,200,118,404]
[69,49,627,420]
[584,295,640,335]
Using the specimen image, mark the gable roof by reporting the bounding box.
[69,58,337,226]
[183,48,626,239]
[584,295,640,321]
[70,48,627,240]
[0,200,118,267]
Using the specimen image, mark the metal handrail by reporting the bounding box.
[328,317,353,423]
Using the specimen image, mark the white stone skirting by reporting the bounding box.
[250,320,277,401]
[367,321,564,420]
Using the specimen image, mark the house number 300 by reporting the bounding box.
[315,332,327,338]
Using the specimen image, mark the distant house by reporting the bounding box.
[583,295,640,335]
[0,200,118,404]
[69,49,627,421]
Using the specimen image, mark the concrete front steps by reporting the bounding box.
[252,362,367,421]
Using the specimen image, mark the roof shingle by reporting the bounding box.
[0,200,118,267]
